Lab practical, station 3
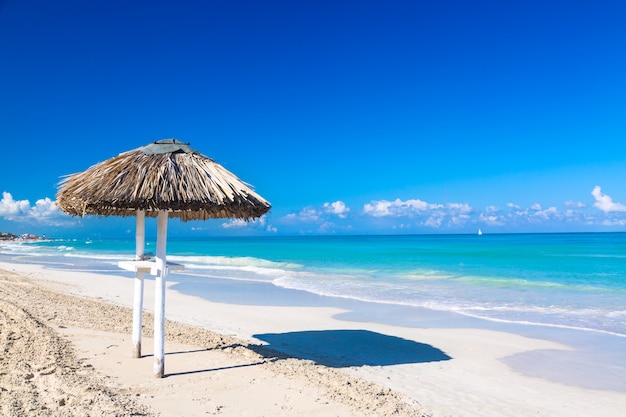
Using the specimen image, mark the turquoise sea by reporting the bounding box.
[2,232,625,338]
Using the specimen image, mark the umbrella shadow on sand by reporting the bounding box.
[252,329,451,368]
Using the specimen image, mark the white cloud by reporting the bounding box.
[0,192,31,218]
[284,207,321,222]
[323,201,350,218]
[591,186,626,213]
[424,214,443,227]
[479,212,505,226]
[281,202,352,234]
[406,199,435,211]
[505,203,563,224]
[363,198,438,217]
[562,209,593,224]
[0,192,66,225]
[362,198,473,229]
[440,203,472,227]
[511,208,528,217]
[362,200,394,217]
[564,200,586,209]
[30,198,62,220]
[362,198,470,219]
[532,206,559,220]
[221,218,248,229]
[276,187,626,233]
[446,202,472,214]
[221,216,268,229]
[601,218,626,226]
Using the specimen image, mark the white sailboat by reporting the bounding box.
[477,228,483,236]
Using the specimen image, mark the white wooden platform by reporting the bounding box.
[118,260,184,276]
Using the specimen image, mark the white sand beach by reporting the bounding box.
[1,261,625,416]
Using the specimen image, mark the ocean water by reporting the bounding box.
[1,233,625,337]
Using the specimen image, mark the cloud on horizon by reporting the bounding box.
[3,186,626,234]
[0,192,67,226]
[221,215,276,232]
[284,200,351,223]
[363,198,473,228]
[323,201,350,218]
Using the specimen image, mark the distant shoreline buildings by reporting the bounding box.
[0,232,47,241]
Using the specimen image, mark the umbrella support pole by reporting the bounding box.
[153,211,168,378]
[131,272,145,358]
[131,211,146,359]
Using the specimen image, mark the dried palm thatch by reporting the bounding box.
[56,139,271,221]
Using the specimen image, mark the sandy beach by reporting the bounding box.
[1,261,625,416]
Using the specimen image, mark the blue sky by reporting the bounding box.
[1,0,626,238]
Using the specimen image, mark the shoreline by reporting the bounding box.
[1,260,625,416]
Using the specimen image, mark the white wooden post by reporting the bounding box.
[131,210,145,358]
[153,210,168,378]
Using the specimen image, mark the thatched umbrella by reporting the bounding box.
[56,139,271,377]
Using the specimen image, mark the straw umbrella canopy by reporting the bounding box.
[56,139,270,221]
[56,139,270,378]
